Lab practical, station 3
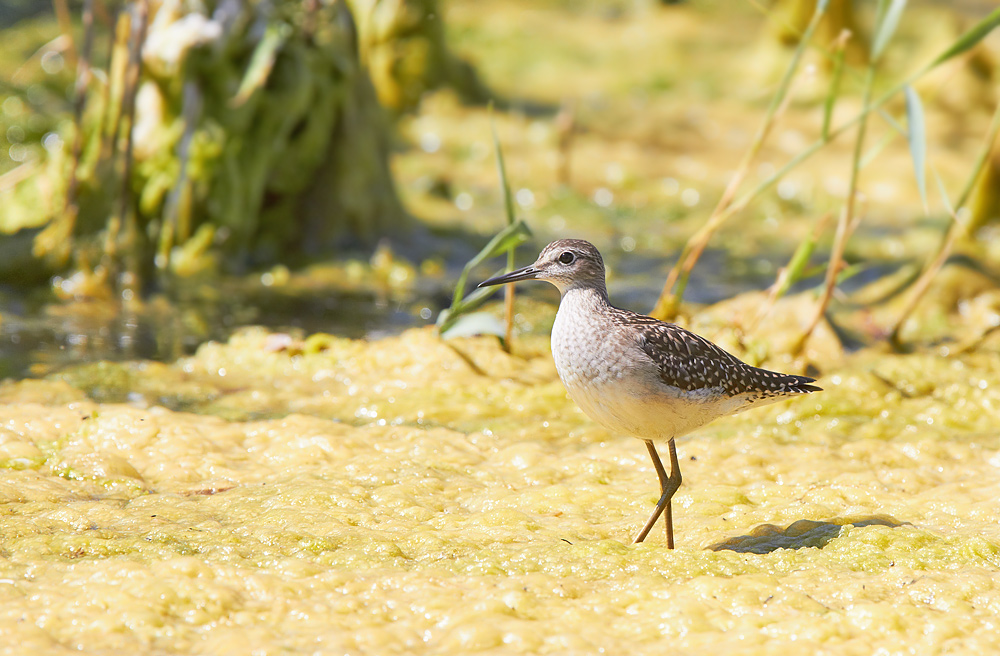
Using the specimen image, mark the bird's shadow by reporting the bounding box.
[708,515,906,554]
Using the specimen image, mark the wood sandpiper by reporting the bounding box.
[479,239,821,548]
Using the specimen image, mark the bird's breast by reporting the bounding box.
[551,301,724,440]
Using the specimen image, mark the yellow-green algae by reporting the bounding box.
[0,320,999,653]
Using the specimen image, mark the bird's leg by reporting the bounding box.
[632,438,683,547]
[664,438,681,548]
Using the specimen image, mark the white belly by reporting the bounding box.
[561,364,730,441]
[551,301,733,441]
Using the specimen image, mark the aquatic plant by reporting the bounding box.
[0,0,480,296]
[437,110,531,345]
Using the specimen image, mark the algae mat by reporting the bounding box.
[1,327,999,654]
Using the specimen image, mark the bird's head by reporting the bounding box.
[477,239,606,295]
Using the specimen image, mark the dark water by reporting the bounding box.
[0,284,430,381]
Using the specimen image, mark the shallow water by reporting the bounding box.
[0,280,427,381]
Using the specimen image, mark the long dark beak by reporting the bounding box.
[477,265,541,288]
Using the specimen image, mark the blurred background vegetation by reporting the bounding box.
[1,0,999,378]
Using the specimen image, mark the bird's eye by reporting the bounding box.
[558,251,576,265]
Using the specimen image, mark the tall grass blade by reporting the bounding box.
[439,112,534,340]
[651,0,828,319]
[859,131,896,169]
[796,62,877,353]
[954,101,1000,210]
[776,230,818,299]
[930,8,1000,68]
[933,170,954,218]
[904,85,928,212]
[821,32,848,140]
[888,101,1000,346]
[489,108,519,347]
[490,111,516,228]
[872,0,908,62]
[728,7,1000,232]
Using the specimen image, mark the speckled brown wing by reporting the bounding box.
[614,310,821,399]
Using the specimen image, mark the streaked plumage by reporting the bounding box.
[479,239,821,547]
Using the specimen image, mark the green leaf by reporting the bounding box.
[872,0,908,61]
[821,41,847,140]
[438,219,532,334]
[933,169,955,218]
[231,22,292,107]
[834,262,866,286]
[904,85,928,213]
[437,275,503,334]
[930,8,1000,68]
[859,130,895,170]
[439,312,507,340]
[471,219,532,270]
[439,218,533,337]
[955,102,1000,210]
[776,231,818,298]
[439,279,495,319]
[876,108,906,135]
[448,219,532,308]
[490,108,516,227]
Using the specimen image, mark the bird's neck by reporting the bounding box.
[559,282,610,310]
